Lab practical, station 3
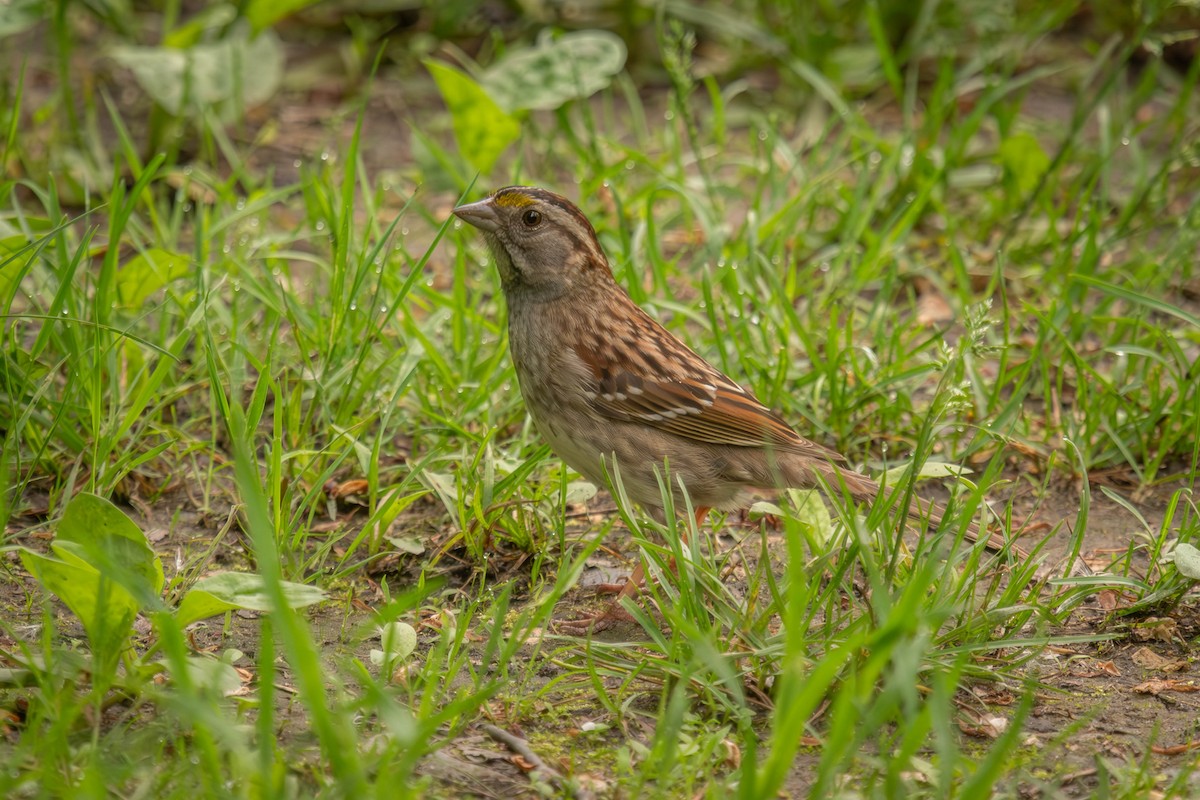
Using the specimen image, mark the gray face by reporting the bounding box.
[453,186,607,298]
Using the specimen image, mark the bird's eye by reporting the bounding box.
[521,209,542,227]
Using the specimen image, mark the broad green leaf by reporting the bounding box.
[786,488,833,546]
[385,536,425,555]
[164,656,243,696]
[482,30,627,112]
[0,0,42,40]
[1174,543,1200,580]
[175,572,326,627]
[117,248,190,308]
[174,588,239,627]
[0,218,56,297]
[564,481,598,505]
[242,0,324,32]
[58,492,164,601]
[748,500,785,518]
[999,131,1050,197]
[370,621,418,670]
[20,547,139,674]
[422,470,459,512]
[880,461,973,484]
[826,43,883,91]
[425,60,520,175]
[0,235,36,301]
[162,4,237,47]
[749,490,832,544]
[111,25,283,120]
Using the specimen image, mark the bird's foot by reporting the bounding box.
[554,562,647,634]
[592,578,641,596]
[552,601,637,635]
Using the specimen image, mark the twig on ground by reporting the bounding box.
[482,723,595,800]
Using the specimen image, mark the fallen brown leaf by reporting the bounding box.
[959,713,1008,739]
[1131,617,1179,643]
[722,739,741,769]
[327,479,370,500]
[1075,662,1118,681]
[1096,589,1122,611]
[1046,645,1080,655]
[972,687,1016,705]
[1131,647,1189,673]
[1132,679,1200,695]
[916,288,954,326]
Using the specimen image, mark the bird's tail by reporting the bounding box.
[780,456,1090,575]
[817,463,1026,558]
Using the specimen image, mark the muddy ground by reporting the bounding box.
[5,470,1199,797]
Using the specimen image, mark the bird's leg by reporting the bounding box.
[556,507,710,635]
[553,569,640,634]
[591,562,646,597]
[593,506,706,593]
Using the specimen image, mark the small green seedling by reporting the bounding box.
[16,492,324,695]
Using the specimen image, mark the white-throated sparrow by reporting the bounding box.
[454,186,1022,630]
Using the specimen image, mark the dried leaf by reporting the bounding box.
[916,287,954,326]
[959,714,1008,739]
[1096,589,1121,611]
[1131,647,1188,672]
[328,479,370,500]
[1152,741,1200,755]
[1131,617,1179,643]
[1132,679,1200,695]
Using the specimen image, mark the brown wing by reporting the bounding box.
[571,308,844,463]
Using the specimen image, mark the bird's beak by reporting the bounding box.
[452,198,500,233]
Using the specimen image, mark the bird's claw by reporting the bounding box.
[552,604,637,635]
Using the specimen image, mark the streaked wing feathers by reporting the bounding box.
[577,343,843,462]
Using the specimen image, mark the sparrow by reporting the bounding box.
[454,186,1024,631]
